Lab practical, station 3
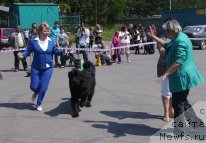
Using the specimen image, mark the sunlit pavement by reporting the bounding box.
[0,47,205,143]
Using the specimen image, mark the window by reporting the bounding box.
[184,26,203,33]
[3,29,15,36]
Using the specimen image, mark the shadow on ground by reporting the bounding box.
[0,102,34,110]
[44,98,72,117]
[0,69,15,72]
[85,120,159,137]
[84,110,161,137]
[100,110,162,120]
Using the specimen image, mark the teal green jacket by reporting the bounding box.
[164,32,204,92]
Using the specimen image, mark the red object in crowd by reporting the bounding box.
[149,25,157,36]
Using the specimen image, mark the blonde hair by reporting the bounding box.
[38,22,50,33]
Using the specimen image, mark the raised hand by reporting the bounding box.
[149,25,157,36]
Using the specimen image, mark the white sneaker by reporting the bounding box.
[34,105,42,111]
[37,106,42,111]
[31,93,37,102]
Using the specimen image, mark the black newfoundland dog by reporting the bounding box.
[68,61,96,118]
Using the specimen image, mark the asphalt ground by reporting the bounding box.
[0,46,205,143]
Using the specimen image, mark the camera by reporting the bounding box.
[80,27,85,32]
[124,34,128,39]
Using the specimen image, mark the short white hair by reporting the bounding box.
[162,20,182,33]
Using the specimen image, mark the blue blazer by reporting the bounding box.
[22,37,63,70]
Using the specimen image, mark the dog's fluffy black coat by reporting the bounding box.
[68,61,96,118]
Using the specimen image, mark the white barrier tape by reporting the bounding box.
[189,38,206,40]
[2,37,205,53]
[0,48,26,52]
[0,42,157,53]
[112,41,156,51]
[71,41,156,52]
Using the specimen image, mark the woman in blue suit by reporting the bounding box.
[18,22,63,111]
[149,20,204,136]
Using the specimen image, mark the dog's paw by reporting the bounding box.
[72,112,79,118]
[80,100,86,107]
[78,106,82,112]
[85,102,92,107]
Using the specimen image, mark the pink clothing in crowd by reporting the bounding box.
[112,35,120,47]
[112,35,121,63]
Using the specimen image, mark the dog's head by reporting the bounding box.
[83,61,95,75]
[68,69,85,87]
[83,61,94,69]
[68,67,94,92]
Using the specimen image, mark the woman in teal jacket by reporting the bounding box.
[149,20,204,136]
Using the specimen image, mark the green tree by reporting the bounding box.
[2,0,206,24]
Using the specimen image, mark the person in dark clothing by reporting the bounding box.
[94,24,103,44]
[89,27,94,49]
[29,23,38,39]
[128,24,135,50]
[133,24,141,54]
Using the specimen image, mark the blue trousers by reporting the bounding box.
[100,54,111,65]
[30,68,53,107]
